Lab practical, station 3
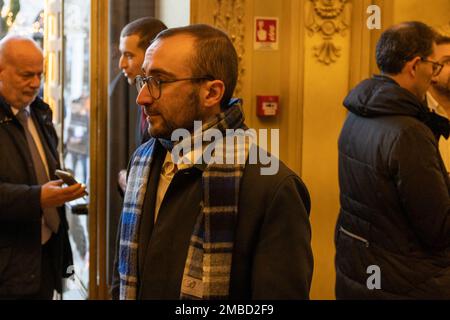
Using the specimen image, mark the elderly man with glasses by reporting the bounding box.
[335,21,450,299]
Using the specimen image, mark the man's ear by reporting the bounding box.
[407,57,422,77]
[201,80,225,108]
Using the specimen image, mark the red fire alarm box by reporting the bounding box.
[257,95,279,117]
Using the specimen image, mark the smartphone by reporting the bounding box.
[55,169,88,195]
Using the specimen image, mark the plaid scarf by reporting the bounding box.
[118,101,249,300]
[118,139,155,300]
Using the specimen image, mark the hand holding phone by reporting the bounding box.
[41,179,87,208]
[55,170,88,195]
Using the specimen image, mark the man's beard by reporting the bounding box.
[432,81,450,99]
[148,87,201,139]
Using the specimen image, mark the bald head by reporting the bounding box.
[0,36,43,66]
[0,36,44,109]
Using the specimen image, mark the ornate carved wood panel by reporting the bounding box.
[213,0,246,96]
[306,0,351,65]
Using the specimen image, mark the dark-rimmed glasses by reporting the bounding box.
[420,57,444,76]
[136,75,213,100]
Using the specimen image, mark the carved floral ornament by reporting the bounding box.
[213,0,246,97]
[306,0,351,65]
[437,22,450,36]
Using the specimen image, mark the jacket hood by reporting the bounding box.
[343,75,428,118]
[344,75,450,139]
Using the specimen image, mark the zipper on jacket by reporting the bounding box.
[339,226,370,248]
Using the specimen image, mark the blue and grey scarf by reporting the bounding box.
[118,101,249,299]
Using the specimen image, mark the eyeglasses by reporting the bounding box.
[420,57,444,76]
[135,75,213,100]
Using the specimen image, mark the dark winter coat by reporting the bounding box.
[112,140,313,299]
[0,96,73,296]
[336,75,450,299]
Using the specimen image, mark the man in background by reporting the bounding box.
[117,17,167,192]
[335,21,450,299]
[427,34,450,171]
[0,36,86,299]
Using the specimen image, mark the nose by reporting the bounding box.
[30,74,41,89]
[119,55,126,70]
[136,85,154,108]
[431,71,439,84]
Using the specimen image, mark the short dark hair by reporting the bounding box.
[436,34,450,45]
[120,17,167,51]
[376,21,437,75]
[154,24,238,110]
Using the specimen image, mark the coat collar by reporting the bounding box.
[0,95,52,125]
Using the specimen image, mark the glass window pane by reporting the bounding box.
[62,0,90,300]
[0,0,44,41]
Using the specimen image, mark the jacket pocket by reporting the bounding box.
[338,226,370,248]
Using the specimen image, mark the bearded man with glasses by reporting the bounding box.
[335,21,450,299]
[111,24,313,300]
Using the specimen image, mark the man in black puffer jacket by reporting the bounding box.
[335,21,450,299]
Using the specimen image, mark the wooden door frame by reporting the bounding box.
[89,0,109,300]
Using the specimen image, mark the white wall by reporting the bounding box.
[155,0,190,28]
